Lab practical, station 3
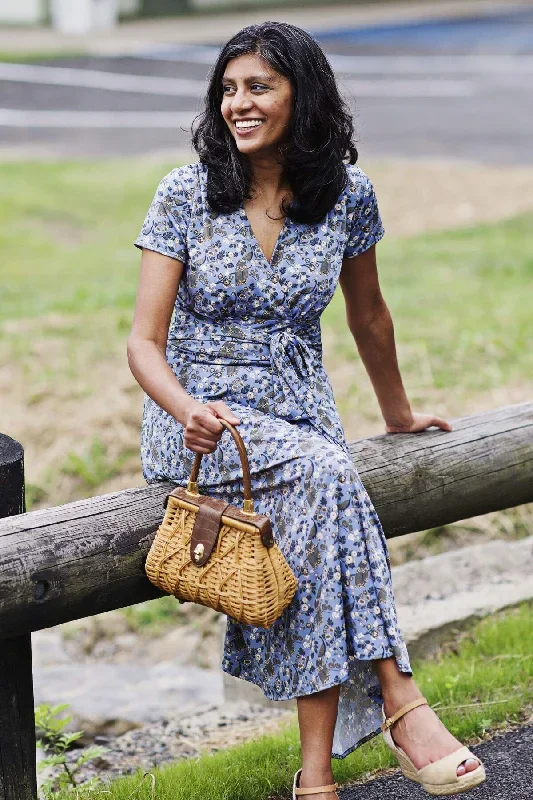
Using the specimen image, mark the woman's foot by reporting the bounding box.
[297,767,339,800]
[383,691,482,777]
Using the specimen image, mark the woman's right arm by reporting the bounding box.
[127,247,240,453]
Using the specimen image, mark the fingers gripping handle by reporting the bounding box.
[186,419,255,514]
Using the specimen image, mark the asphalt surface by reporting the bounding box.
[1,8,532,161]
[339,723,533,800]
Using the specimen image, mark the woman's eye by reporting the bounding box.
[221,83,269,94]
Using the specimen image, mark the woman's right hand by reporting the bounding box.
[182,400,241,454]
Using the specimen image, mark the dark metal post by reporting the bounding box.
[0,434,37,800]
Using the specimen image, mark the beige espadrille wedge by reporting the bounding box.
[381,697,486,796]
[292,768,339,799]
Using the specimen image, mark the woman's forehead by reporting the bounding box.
[222,53,280,82]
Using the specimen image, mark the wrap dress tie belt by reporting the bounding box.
[166,314,341,447]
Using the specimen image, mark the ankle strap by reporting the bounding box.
[295,783,338,796]
[381,697,428,733]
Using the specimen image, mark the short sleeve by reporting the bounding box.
[343,167,385,259]
[134,167,191,264]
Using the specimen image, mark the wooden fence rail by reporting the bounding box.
[0,402,532,799]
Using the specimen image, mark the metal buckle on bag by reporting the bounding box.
[193,543,205,562]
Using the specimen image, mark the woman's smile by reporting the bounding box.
[233,118,266,136]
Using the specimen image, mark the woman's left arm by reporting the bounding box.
[339,245,452,434]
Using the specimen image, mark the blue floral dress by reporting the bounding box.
[134,161,412,758]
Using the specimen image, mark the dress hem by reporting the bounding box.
[221,651,412,757]
[222,646,411,702]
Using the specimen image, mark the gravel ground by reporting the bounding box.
[339,721,533,800]
[38,701,295,791]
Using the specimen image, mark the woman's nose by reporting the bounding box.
[231,88,253,113]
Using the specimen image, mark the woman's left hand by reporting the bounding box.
[385,412,452,434]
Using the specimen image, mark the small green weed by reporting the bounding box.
[61,439,134,489]
[35,703,108,798]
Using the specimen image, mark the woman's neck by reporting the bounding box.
[247,152,289,197]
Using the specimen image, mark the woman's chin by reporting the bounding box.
[234,137,263,152]
[234,138,279,157]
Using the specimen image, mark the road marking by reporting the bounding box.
[341,79,474,97]
[0,109,197,128]
[0,62,207,97]
[0,63,475,100]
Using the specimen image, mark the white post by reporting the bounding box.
[50,0,118,34]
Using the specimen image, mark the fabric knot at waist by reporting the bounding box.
[166,312,326,434]
[167,314,322,381]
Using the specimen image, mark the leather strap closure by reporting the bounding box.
[167,486,275,551]
[380,697,428,733]
[295,783,338,796]
[189,498,230,567]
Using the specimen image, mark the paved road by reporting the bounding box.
[339,723,533,800]
[0,8,532,162]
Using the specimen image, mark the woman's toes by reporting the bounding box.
[457,758,480,776]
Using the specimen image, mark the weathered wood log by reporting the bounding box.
[0,434,37,800]
[0,403,531,641]
[349,402,533,536]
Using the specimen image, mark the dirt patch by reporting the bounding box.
[362,158,533,237]
[0,311,145,506]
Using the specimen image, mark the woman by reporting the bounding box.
[128,21,485,799]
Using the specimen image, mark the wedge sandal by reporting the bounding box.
[292,768,338,798]
[381,697,486,796]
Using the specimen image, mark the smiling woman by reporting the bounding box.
[192,23,357,226]
[127,21,485,800]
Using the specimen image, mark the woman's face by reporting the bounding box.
[220,53,294,157]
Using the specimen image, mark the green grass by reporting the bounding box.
[61,437,137,489]
[326,213,533,393]
[2,161,531,396]
[118,594,188,634]
[49,601,532,800]
[0,160,168,320]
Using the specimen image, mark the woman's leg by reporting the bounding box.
[296,684,341,799]
[374,657,481,776]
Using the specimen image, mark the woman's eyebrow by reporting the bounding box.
[221,74,276,84]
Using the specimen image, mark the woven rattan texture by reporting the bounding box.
[145,496,298,628]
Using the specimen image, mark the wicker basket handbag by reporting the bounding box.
[144,419,298,629]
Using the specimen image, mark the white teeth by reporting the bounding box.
[235,120,264,129]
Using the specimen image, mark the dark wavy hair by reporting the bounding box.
[191,21,358,225]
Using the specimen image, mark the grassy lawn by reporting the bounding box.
[2,160,531,391]
[1,160,531,554]
[48,601,533,799]
[2,161,531,385]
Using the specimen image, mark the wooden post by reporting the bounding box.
[0,434,37,800]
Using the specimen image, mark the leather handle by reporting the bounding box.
[186,419,255,514]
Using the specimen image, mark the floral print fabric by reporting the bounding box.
[134,161,411,758]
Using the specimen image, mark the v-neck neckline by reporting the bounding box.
[240,204,288,268]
